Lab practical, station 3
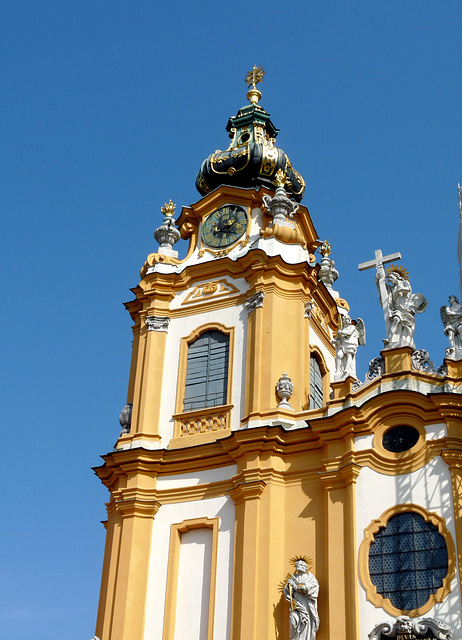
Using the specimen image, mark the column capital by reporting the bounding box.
[227,479,267,505]
[319,463,361,490]
[145,315,170,332]
[442,449,462,470]
[245,290,265,313]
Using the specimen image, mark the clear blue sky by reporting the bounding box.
[1,2,461,638]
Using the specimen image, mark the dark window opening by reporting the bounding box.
[310,354,323,409]
[382,425,420,453]
[184,330,229,411]
[368,511,448,611]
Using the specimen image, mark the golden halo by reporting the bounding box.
[289,555,312,568]
[385,264,410,281]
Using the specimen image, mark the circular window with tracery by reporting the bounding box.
[359,505,455,616]
[382,425,420,453]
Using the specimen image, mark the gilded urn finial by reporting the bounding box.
[245,65,265,105]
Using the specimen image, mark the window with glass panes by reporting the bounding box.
[368,512,448,611]
[309,354,323,409]
[183,330,229,411]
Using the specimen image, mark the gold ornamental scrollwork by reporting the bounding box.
[182,279,240,306]
[198,235,250,259]
[196,174,211,193]
[210,145,251,175]
[260,145,278,176]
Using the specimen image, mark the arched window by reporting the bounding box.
[183,330,229,411]
[368,511,449,612]
[309,354,323,409]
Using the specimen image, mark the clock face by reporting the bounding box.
[201,205,249,248]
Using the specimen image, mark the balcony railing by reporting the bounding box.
[174,404,233,438]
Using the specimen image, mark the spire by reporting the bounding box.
[195,69,306,202]
[245,65,265,105]
[458,183,462,297]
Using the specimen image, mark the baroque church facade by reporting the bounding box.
[93,72,462,640]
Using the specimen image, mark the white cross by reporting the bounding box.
[359,249,402,337]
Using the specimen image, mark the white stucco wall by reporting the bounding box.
[143,493,235,640]
[157,465,237,490]
[174,526,213,640]
[159,282,248,445]
[356,456,462,637]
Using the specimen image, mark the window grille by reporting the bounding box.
[310,354,323,409]
[183,330,229,411]
[368,512,448,611]
[382,425,420,453]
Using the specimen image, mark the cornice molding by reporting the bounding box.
[95,389,462,489]
[319,463,361,491]
[115,497,161,519]
[227,479,267,505]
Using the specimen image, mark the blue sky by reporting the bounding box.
[1,2,461,638]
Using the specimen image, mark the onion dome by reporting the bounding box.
[195,67,306,203]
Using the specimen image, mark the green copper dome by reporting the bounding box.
[195,69,306,202]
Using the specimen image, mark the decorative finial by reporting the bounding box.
[274,169,287,188]
[160,199,176,217]
[154,198,180,255]
[245,65,265,105]
[245,65,265,89]
[318,242,338,290]
[276,372,294,408]
[385,264,410,282]
[458,183,462,298]
[320,240,331,257]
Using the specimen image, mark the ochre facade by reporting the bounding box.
[94,87,462,640]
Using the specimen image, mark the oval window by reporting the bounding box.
[382,425,419,453]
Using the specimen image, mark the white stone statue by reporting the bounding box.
[333,314,366,380]
[284,558,319,640]
[358,250,427,350]
[377,265,427,349]
[440,295,462,359]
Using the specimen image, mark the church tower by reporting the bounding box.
[93,70,462,640]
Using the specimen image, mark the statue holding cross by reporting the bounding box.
[359,250,428,350]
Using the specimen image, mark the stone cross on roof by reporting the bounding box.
[359,249,402,342]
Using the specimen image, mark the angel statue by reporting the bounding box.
[333,314,366,380]
[441,295,462,359]
[377,265,428,350]
[284,556,319,640]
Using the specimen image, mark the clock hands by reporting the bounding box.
[213,217,245,235]
[202,205,248,248]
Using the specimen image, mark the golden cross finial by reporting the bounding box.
[160,199,176,217]
[245,66,265,89]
